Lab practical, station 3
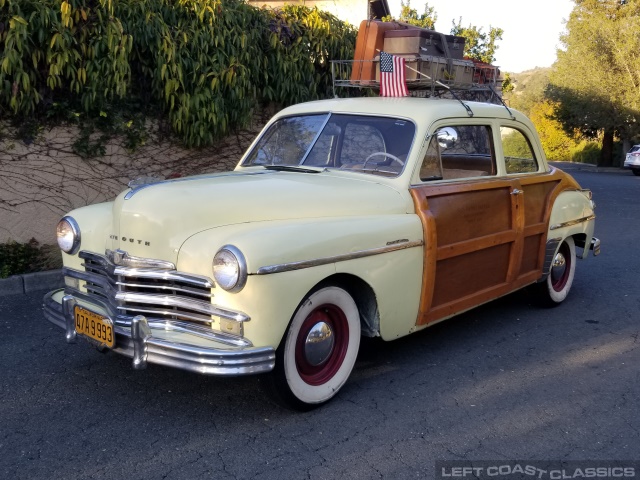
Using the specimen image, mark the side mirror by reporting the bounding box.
[436,127,458,149]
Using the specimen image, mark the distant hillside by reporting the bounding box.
[504,67,551,115]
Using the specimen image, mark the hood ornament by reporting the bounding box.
[127,175,164,188]
[106,249,176,270]
[125,175,164,200]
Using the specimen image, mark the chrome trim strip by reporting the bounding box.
[43,292,274,375]
[299,113,332,164]
[115,292,250,323]
[147,320,252,347]
[256,240,424,275]
[65,267,119,299]
[118,305,219,325]
[113,267,214,289]
[115,281,213,299]
[550,214,596,231]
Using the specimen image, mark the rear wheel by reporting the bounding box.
[267,286,361,410]
[532,236,576,307]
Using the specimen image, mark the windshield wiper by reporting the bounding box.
[264,165,321,174]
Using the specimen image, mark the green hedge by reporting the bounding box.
[0,0,357,147]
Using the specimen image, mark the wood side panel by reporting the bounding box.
[425,270,540,323]
[436,230,517,261]
[427,188,512,246]
[409,167,582,328]
[431,244,511,307]
[519,234,543,276]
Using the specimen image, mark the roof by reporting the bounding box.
[276,96,529,126]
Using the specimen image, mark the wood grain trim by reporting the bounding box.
[409,189,437,324]
[436,230,517,261]
[506,180,525,282]
[524,222,547,237]
[416,178,514,197]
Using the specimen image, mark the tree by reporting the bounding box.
[450,18,503,64]
[384,1,437,30]
[547,0,640,166]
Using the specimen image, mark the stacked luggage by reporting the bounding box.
[350,20,500,90]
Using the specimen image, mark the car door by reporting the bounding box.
[410,122,530,326]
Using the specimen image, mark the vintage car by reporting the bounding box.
[44,97,600,410]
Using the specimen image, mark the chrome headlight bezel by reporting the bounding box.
[56,216,81,255]
[212,245,247,293]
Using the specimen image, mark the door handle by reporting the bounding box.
[511,189,523,195]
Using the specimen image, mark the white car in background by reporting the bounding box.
[624,145,640,175]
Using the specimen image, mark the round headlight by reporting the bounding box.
[212,245,247,293]
[56,216,81,254]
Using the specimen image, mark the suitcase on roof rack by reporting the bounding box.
[383,29,465,59]
[351,20,411,83]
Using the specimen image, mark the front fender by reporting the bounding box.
[177,215,424,346]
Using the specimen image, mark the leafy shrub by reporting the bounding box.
[0,239,60,278]
[0,0,356,148]
[569,141,600,165]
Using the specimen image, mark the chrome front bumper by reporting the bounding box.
[43,290,275,376]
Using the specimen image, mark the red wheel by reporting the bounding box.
[269,286,360,410]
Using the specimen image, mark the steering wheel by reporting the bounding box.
[363,152,405,168]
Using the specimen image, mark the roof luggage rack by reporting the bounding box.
[330,58,504,102]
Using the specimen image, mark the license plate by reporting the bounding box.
[74,306,115,349]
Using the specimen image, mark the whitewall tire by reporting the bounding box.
[269,286,361,410]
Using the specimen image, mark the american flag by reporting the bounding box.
[379,51,408,97]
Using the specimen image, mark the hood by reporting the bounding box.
[107,170,407,262]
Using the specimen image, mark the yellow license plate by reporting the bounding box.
[74,306,115,349]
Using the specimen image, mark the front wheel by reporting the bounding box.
[632,168,640,176]
[267,286,361,410]
[532,236,576,307]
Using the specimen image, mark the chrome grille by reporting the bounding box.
[64,251,249,327]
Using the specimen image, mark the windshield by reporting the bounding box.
[242,113,416,177]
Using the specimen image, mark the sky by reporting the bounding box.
[387,0,575,73]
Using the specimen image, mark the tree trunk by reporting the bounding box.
[598,130,614,167]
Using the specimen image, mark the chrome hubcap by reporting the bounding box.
[553,252,566,268]
[304,322,335,366]
[551,252,567,282]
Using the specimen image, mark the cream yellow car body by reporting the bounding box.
[44,96,599,408]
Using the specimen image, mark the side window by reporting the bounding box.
[419,125,495,181]
[501,127,539,173]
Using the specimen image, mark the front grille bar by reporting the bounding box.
[115,292,249,322]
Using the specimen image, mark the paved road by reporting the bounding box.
[1,170,639,479]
